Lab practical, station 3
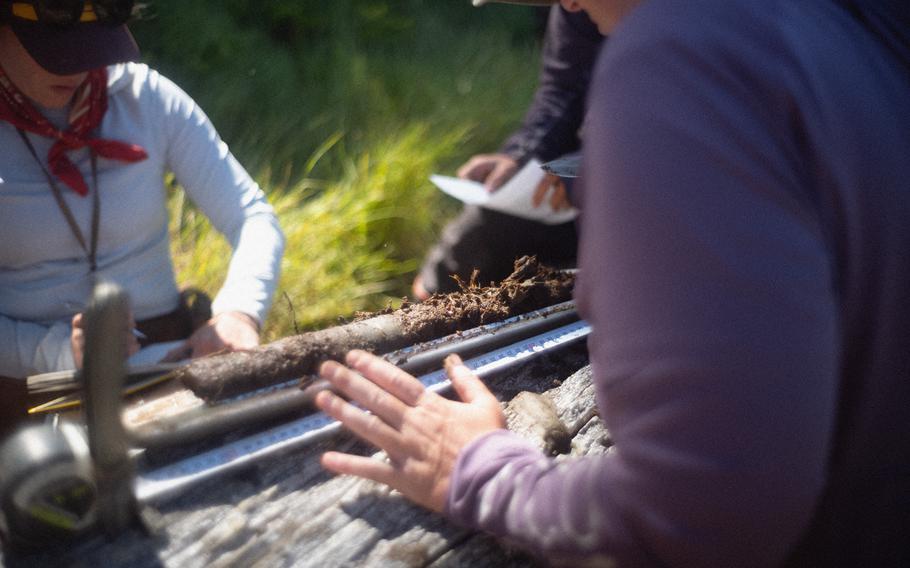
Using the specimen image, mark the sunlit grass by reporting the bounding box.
[169,122,472,341]
[142,1,543,339]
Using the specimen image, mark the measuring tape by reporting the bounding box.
[0,416,97,550]
[134,319,591,502]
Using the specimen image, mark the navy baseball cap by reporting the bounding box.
[5,2,140,75]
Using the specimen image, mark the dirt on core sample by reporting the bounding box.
[176,256,575,401]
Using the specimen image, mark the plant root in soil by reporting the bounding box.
[177,256,575,401]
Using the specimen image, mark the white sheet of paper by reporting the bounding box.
[128,340,185,366]
[430,159,578,225]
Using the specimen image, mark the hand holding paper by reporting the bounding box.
[430,159,578,225]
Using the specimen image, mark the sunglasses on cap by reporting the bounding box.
[4,0,135,27]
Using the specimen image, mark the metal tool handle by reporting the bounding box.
[81,282,135,535]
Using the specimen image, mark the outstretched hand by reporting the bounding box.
[315,350,506,512]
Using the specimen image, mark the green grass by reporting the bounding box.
[133,1,543,340]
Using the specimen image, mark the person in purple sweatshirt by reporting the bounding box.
[314,0,910,565]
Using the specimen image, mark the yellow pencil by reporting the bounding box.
[28,370,178,415]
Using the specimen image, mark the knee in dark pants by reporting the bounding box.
[418,205,579,296]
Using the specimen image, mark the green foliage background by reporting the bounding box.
[129,1,544,340]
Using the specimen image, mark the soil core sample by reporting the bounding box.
[176,256,575,401]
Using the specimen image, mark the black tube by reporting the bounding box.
[395,304,578,376]
[129,386,321,449]
[129,302,578,450]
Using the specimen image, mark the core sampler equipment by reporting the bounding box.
[0,282,590,550]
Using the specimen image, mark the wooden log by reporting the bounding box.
[177,256,575,401]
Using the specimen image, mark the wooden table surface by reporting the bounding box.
[1,344,608,568]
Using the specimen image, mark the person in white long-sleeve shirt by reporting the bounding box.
[0,1,285,433]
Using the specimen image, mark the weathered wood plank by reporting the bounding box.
[1,345,600,567]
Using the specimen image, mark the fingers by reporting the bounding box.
[411,274,431,301]
[316,352,503,513]
[443,354,496,406]
[319,359,412,428]
[345,350,425,406]
[320,451,397,486]
[457,155,495,181]
[71,311,140,363]
[315,389,406,458]
[484,160,518,191]
[189,313,260,356]
[172,313,258,360]
[456,154,518,190]
[71,313,85,369]
[532,174,552,207]
[533,174,567,209]
[182,325,223,358]
[550,182,570,210]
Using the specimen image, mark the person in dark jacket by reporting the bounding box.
[315,0,910,565]
[413,4,603,299]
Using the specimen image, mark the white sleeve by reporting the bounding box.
[153,72,285,324]
[0,316,75,378]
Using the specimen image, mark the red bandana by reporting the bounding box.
[0,66,148,196]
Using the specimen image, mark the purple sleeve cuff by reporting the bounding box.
[445,429,544,524]
[444,429,634,566]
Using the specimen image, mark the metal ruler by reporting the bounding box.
[135,319,591,502]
